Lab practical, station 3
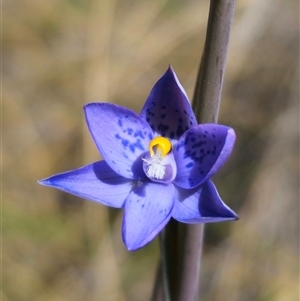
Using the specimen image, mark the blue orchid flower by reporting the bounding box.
[38,66,238,251]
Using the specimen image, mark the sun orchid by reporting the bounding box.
[38,66,238,251]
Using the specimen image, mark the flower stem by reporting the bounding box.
[157,0,236,300]
[193,0,236,123]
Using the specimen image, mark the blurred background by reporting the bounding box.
[3,0,299,300]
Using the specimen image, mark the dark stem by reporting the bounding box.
[193,0,236,123]
[156,0,236,301]
[150,263,163,301]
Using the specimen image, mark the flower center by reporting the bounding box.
[143,136,172,180]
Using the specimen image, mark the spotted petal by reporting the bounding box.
[84,103,154,179]
[140,66,197,142]
[173,124,236,189]
[172,180,238,223]
[122,182,174,250]
[38,161,133,208]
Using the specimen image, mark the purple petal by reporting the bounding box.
[122,182,174,250]
[173,124,236,189]
[38,161,133,208]
[172,180,238,223]
[84,103,154,179]
[140,66,197,142]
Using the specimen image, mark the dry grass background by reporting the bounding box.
[3,0,299,300]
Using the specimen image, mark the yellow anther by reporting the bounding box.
[149,136,172,157]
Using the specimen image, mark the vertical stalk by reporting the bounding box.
[158,0,236,300]
[193,0,236,123]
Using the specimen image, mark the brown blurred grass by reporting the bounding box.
[3,0,299,300]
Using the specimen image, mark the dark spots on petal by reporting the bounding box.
[192,140,207,149]
[161,105,166,109]
[212,134,216,138]
[170,132,175,139]
[118,119,123,127]
[178,117,183,123]
[135,139,145,151]
[146,109,152,117]
[175,109,179,113]
[146,118,150,122]
[176,140,184,151]
[188,178,196,186]
[122,139,129,148]
[161,114,166,119]
[115,133,121,139]
[186,162,194,168]
[128,139,145,153]
[127,128,133,135]
[162,125,169,132]
[134,130,145,139]
[158,123,169,132]
[183,149,191,159]
[148,133,153,140]
[184,110,187,114]
[141,204,145,208]
[176,124,184,137]
[112,160,116,164]
[189,121,193,126]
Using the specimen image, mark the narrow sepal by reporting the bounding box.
[38,161,133,208]
[172,180,238,223]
